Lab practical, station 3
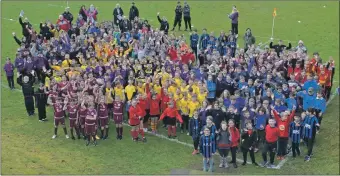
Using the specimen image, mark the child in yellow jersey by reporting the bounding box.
[168,81,177,96]
[178,93,189,134]
[114,81,125,101]
[105,82,114,117]
[174,88,183,102]
[61,54,72,68]
[136,81,145,94]
[125,79,136,101]
[173,72,183,87]
[180,81,189,94]
[197,87,208,106]
[158,67,170,86]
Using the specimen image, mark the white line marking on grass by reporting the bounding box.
[2,17,14,21]
[121,122,252,165]
[48,4,65,8]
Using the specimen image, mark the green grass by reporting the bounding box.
[1,1,339,175]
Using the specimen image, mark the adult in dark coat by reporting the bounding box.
[157,12,169,35]
[17,73,35,116]
[62,7,74,23]
[113,4,124,26]
[129,2,139,21]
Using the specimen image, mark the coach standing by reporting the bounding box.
[228,5,239,38]
[113,4,124,26]
[171,1,183,31]
[129,2,139,21]
[17,73,35,116]
[183,1,191,31]
[157,12,169,35]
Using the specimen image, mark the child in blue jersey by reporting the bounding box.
[314,91,326,133]
[302,108,320,161]
[289,116,303,158]
[199,127,216,172]
[201,116,217,139]
[189,111,202,155]
[285,92,297,111]
[254,107,269,151]
[273,99,287,113]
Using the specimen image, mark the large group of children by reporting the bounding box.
[4,2,336,172]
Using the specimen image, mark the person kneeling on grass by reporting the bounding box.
[261,118,279,168]
[216,121,231,168]
[189,111,202,155]
[241,122,259,166]
[199,127,216,172]
[160,101,183,138]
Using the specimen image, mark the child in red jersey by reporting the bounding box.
[137,94,147,142]
[64,97,80,140]
[113,95,124,140]
[260,118,279,168]
[148,91,161,133]
[129,98,145,142]
[160,101,183,138]
[48,97,69,139]
[271,105,296,160]
[98,97,109,140]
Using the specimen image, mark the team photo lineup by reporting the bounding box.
[3,0,338,173]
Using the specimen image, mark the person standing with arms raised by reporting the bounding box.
[157,12,169,35]
[228,5,239,38]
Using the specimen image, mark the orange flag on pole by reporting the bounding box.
[273,8,277,17]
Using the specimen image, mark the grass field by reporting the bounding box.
[1,1,339,175]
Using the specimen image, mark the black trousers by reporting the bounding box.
[242,147,256,163]
[304,137,314,156]
[184,16,191,30]
[218,148,229,157]
[277,137,288,156]
[7,76,14,89]
[193,136,200,150]
[315,110,323,131]
[230,146,237,163]
[291,142,300,157]
[262,141,277,164]
[192,47,198,59]
[24,96,35,115]
[173,16,182,29]
[231,23,238,35]
[256,130,265,147]
[181,115,189,130]
[37,103,46,120]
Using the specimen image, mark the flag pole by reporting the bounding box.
[271,15,275,39]
[271,8,277,40]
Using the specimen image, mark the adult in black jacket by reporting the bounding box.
[216,73,227,97]
[157,12,169,35]
[119,18,132,33]
[17,73,35,116]
[226,107,241,129]
[18,12,32,38]
[62,7,74,23]
[129,2,139,21]
[79,5,87,22]
[241,122,258,166]
[39,22,52,40]
[206,102,227,130]
[113,4,124,26]
[269,39,292,57]
[35,83,48,121]
[183,1,191,31]
[12,32,30,48]
[171,1,183,31]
